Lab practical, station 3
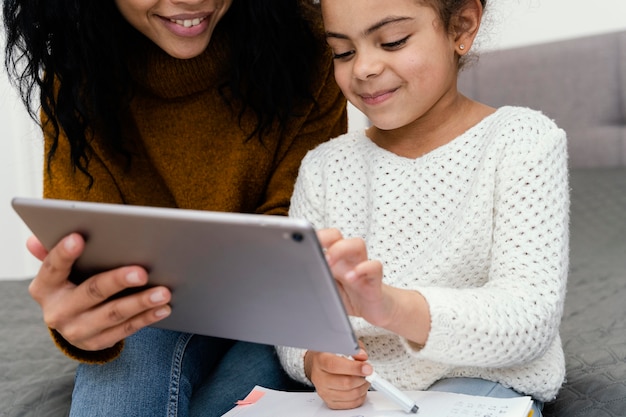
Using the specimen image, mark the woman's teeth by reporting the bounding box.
[170,17,205,28]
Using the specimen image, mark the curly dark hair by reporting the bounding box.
[422,0,488,31]
[3,0,324,184]
[421,0,488,69]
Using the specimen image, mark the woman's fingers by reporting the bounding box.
[26,235,49,261]
[44,268,171,349]
[58,291,172,351]
[29,233,85,296]
[27,232,172,351]
[70,266,150,313]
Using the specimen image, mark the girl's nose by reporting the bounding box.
[352,51,383,80]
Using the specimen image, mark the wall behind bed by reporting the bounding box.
[1,0,625,280]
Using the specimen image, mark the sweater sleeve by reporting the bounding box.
[275,345,313,386]
[409,122,570,368]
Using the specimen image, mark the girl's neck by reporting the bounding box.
[366,95,495,159]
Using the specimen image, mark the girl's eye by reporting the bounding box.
[381,35,410,50]
[332,50,354,60]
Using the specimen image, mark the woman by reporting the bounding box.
[3,0,347,415]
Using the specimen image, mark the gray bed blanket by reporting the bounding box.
[1,168,625,417]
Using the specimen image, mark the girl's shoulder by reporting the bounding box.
[304,130,370,161]
[487,106,564,138]
[481,106,568,163]
[478,106,566,149]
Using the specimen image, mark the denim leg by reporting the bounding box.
[428,377,543,417]
[69,327,233,417]
[190,341,312,417]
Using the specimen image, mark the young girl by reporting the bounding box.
[277,1,568,416]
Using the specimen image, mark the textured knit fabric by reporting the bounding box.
[42,22,347,364]
[277,106,569,402]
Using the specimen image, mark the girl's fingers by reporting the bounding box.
[312,351,372,410]
[317,228,343,250]
[346,260,384,284]
[325,237,368,276]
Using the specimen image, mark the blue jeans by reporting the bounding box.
[428,377,543,417]
[70,328,543,417]
[69,327,309,417]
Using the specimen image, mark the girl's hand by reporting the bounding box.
[317,229,431,345]
[305,347,371,410]
[26,233,172,351]
[317,229,392,328]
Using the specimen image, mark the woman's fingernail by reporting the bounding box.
[150,290,166,303]
[126,271,142,285]
[155,307,170,318]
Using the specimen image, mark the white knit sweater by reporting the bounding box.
[277,106,570,402]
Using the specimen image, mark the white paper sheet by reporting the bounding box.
[222,386,534,417]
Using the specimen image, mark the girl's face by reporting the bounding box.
[115,0,233,59]
[322,0,460,132]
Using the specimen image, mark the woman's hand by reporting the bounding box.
[305,347,372,410]
[27,233,172,351]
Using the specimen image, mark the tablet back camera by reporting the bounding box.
[291,232,304,243]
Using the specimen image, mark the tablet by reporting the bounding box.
[11,197,359,355]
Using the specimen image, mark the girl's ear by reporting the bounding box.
[452,0,483,55]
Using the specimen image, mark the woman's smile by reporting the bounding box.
[159,13,211,37]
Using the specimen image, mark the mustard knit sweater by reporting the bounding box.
[43,26,347,363]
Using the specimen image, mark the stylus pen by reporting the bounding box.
[365,371,419,414]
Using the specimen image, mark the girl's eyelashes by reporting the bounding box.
[332,50,354,60]
[330,35,411,60]
[381,35,410,50]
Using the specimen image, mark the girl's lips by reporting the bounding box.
[359,88,398,105]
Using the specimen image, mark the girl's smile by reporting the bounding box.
[358,88,400,106]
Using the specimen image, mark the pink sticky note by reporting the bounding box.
[235,389,265,406]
